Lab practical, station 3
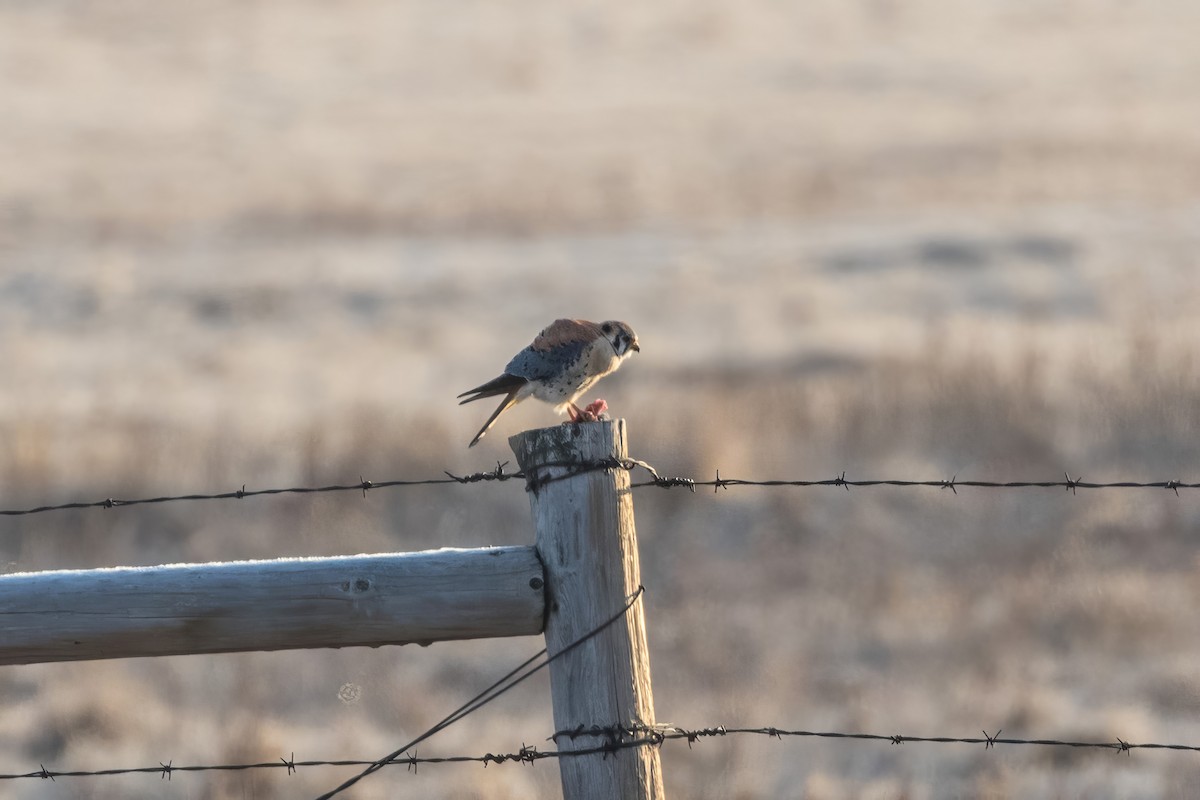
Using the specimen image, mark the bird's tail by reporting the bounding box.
[468,391,521,447]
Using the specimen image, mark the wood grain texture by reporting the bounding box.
[0,547,544,665]
[511,419,664,800]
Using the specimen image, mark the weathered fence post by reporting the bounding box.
[510,419,664,800]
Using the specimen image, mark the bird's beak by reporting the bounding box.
[631,342,640,353]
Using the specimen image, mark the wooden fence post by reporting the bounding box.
[510,419,664,800]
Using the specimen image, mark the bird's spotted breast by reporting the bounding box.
[526,338,615,408]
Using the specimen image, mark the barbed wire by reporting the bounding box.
[7,721,1196,783]
[1,458,1197,517]
[0,463,522,517]
[661,473,1200,495]
[314,584,647,799]
[552,722,1200,755]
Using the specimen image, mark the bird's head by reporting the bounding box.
[600,320,640,358]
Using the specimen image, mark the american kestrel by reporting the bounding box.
[458,318,640,447]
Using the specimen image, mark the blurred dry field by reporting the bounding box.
[3,1,1200,798]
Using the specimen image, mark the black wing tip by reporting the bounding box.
[457,374,527,403]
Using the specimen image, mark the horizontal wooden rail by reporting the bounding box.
[0,546,544,665]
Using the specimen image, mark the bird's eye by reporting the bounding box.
[601,322,613,334]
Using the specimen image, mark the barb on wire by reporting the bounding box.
[2,457,1199,517]
[313,585,647,800]
[7,719,1197,783]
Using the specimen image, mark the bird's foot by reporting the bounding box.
[563,399,609,427]
[577,399,609,422]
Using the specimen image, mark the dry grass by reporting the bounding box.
[4,350,1199,799]
[3,1,1200,798]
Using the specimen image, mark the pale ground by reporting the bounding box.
[2,1,1200,798]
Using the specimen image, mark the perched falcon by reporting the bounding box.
[458,318,640,447]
